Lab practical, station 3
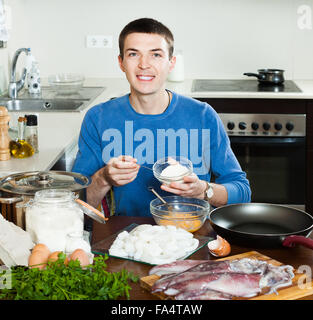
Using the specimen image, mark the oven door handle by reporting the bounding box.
[229,136,305,146]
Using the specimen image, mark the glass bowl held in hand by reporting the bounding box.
[150,196,210,233]
[153,156,193,185]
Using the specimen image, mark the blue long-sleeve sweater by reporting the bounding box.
[72,91,251,216]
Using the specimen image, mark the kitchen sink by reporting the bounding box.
[0,99,85,112]
[0,86,106,112]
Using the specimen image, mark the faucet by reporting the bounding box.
[8,48,31,99]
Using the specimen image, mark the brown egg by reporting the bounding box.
[47,251,69,265]
[32,243,50,254]
[70,249,90,267]
[28,248,50,270]
[48,251,62,262]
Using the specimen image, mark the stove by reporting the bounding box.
[192,79,305,210]
[191,79,301,93]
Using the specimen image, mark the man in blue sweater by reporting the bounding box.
[72,18,251,216]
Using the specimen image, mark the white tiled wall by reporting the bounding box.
[4,0,313,80]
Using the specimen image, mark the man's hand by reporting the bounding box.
[103,155,140,187]
[160,173,228,207]
[160,173,207,199]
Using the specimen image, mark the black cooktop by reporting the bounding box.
[191,79,301,93]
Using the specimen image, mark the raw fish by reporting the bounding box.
[260,264,294,294]
[175,289,233,300]
[152,271,215,293]
[165,272,262,298]
[149,259,208,276]
[152,258,268,293]
[149,257,295,300]
[230,258,268,274]
[152,260,232,292]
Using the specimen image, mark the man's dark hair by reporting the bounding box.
[119,18,174,60]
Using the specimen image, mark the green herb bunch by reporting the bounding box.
[0,253,138,300]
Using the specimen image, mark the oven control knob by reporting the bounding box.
[274,122,282,131]
[251,122,259,131]
[263,122,271,131]
[286,122,294,131]
[227,122,235,130]
[239,122,247,130]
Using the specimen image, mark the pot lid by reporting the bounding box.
[0,171,91,196]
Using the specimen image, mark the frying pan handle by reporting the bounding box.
[282,235,313,250]
[243,72,265,80]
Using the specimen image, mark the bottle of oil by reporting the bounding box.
[10,117,34,158]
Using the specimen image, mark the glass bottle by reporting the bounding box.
[9,116,34,158]
[25,114,38,153]
[65,231,91,255]
[27,61,41,95]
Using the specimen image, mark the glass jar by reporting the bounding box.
[65,231,91,255]
[25,189,84,252]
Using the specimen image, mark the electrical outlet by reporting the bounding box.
[86,35,113,48]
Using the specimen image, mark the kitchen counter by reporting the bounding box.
[1,78,313,177]
[0,78,130,177]
[168,79,313,99]
[92,216,313,300]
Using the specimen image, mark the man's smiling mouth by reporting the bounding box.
[137,75,155,81]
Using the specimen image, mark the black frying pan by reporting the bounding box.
[209,203,313,249]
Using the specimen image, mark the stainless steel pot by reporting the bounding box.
[243,69,285,85]
[0,170,91,229]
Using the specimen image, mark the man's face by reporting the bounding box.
[118,32,176,96]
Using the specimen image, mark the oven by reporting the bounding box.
[218,113,306,210]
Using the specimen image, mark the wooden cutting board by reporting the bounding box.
[140,251,313,300]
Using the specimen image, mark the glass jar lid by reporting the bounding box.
[0,171,91,196]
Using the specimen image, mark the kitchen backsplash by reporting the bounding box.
[5,0,313,80]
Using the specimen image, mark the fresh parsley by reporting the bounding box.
[0,253,138,300]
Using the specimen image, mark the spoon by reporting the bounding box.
[120,156,153,171]
[75,199,108,223]
[140,165,153,171]
[148,187,174,212]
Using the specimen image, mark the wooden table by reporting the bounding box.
[92,216,313,300]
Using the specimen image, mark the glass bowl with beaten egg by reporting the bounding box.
[150,196,210,233]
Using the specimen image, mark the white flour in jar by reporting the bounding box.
[26,206,84,252]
